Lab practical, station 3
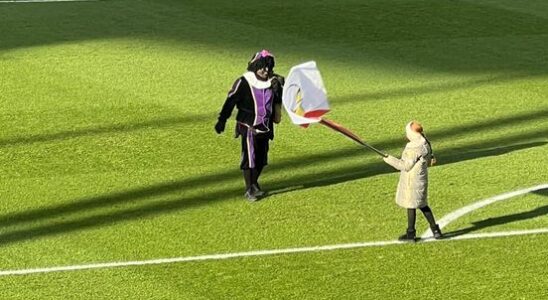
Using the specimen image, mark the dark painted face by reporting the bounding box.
[255,66,269,80]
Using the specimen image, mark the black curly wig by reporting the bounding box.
[247,50,275,74]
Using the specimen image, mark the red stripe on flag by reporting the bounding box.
[303,109,330,119]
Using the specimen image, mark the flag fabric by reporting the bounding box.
[281,61,388,157]
[282,61,330,127]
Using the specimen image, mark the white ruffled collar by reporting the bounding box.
[243,71,272,89]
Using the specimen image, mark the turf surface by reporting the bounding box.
[0,0,547,299]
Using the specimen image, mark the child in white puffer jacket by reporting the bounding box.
[383,121,442,242]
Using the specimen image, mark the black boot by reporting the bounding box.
[244,188,258,202]
[251,184,265,197]
[243,169,257,202]
[398,229,416,242]
[251,167,265,197]
[431,224,443,239]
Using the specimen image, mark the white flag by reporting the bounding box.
[282,61,330,126]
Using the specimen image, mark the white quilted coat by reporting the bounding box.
[383,122,434,209]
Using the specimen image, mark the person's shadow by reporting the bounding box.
[444,188,548,238]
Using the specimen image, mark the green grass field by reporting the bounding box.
[1,0,547,299]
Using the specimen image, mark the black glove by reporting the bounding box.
[214,120,226,134]
[271,74,285,91]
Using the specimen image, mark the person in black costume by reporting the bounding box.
[215,50,284,202]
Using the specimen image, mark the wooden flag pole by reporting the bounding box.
[319,119,388,157]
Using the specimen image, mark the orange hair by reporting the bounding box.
[411,121,423,133]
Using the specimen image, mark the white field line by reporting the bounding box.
[0,183,546,277]
[0,228,547,277]
[0,240,403,276]
[421,183,548,238]
[0,0,97,3]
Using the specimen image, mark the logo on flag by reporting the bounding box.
[282,61,330,127]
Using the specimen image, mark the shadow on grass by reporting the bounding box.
[1,96,545,151]
[0,131,545,246]
[444,201,548,238]
[437,141,547,165]
[532,188,548,197]
[267,140,547,195]
[333,73,545,105]
[0,114,207,147]
[0,74,504,147]
[1,0,547,75]
[0,109,545,230]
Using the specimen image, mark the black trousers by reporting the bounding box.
[239,127,269,170]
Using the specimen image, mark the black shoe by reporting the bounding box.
[244,189,258,202]
[251,184,265,197]
[398,229,416,242]
[431,224,443,239]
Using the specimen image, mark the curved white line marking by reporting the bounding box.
[1,228,547,276]
[421,183,548,239]
[0,184,546,277]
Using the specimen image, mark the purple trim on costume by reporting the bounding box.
[227,79,242,98]
[251,87,273,127]
[247,129,255,168]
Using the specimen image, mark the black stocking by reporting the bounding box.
[407,209,416,231]
[254,165,264,188]
[420,206,437,228]
[243,169,253,191]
